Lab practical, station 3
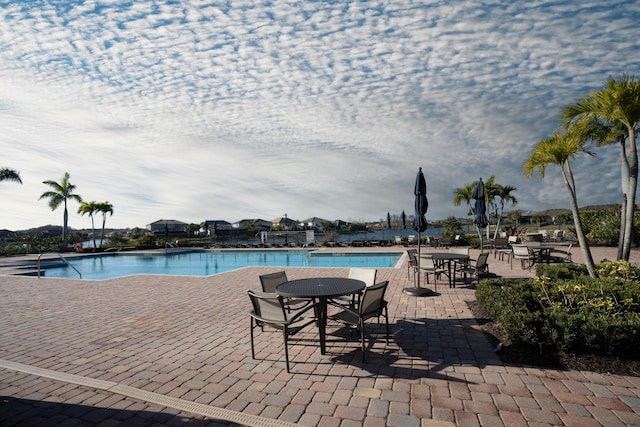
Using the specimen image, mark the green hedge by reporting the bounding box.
[476,261,640,357]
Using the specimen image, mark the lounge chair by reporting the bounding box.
[439,236,452,248]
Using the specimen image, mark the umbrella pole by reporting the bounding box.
[476,224,484,254]
[416,231,421,288]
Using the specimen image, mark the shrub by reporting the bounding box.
[131,234,158,248]
[442,216,464,237]
[476,265,640,357]
[596,259,640,281]
[535,262,588,280]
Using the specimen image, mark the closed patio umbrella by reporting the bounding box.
[472,178,489,252]
[401,210,406,229]
[405,167,434,296]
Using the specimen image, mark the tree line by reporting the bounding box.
[1,170,113,251]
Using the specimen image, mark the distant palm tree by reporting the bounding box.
[78,201,99,249]
[96,202,114,248]
[453,183,476,216]
[562,74,640,261]
[492,184,518,239]
[483,175,498,240]
[523,127,597,277]
[0,167,22,184]
[39,172,82,251]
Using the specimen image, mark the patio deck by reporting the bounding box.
[1,246,640,426]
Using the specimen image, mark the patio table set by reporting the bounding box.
[248,269,389,372]
[491,238,573,270]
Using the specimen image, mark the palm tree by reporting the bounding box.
[483,175,499,240]
[453,183,476,216]
[78,201,99,249]
[492,184,518,239]
[562,74,640,261]
[523,127,597,277]
[0,167,22,184]
[39,172,82,251]
[96,202,114,248]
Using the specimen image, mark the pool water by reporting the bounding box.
[43,250,403,280]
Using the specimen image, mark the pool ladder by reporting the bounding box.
[37,252,82,279]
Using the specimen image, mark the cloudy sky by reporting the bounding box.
[1,1,639,231]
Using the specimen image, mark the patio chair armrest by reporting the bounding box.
[327,300,359,316]
[249,311,289,326]
[288,296,319,314]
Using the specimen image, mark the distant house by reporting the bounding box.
[201,220,232,235]
[300,217,331,231]
[233,219,272,231]
[271,216,296,229]
[334,219,349,229]
[503,210,534,224]
[147,219,188,236]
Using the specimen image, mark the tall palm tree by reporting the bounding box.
[78,201,98,249]
[562,74,640,261]
[96,202,114,248]
[39,172,82,251]
[0,167,22,184]
[483,175,499,240]
[523,127,597,277]
[492,184,518,239]
[564,111,630,257]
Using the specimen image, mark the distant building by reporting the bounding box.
[147,219,188,236]
[529,209,571,224]
[200,220,232,236]
[271,216,296,228]
[233,219,272,231]
[334,219,349,228]
[300,217,331,231]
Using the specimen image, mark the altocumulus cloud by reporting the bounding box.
[0,0,639,230]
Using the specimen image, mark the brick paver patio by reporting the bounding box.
[1,246,640,426]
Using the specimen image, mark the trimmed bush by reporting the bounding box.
[476,262,640,357]
[535,262,588,280]
[596,259,640,281]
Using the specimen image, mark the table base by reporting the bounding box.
[403,286,438,297]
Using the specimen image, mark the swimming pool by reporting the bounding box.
[42,250,404,280]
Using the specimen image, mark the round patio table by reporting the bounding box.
[276,277,365,355]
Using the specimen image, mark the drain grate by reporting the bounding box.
[0,358,297,427]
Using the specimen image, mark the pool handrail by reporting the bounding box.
[38,252,82,279]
